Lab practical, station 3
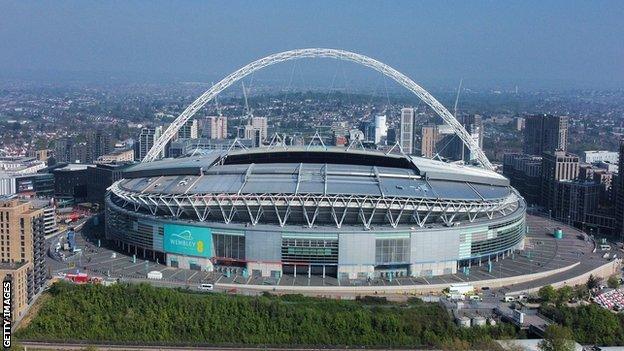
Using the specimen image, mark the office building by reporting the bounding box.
[52,163,131,204]
[523,114,568,155]
[0,157,48,196]
[86,163,133,204]
[400,108,415,154]
[204,116,228,140]
[51,164,91,201]
[13,173,55,198]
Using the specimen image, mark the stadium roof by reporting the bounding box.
[119,147,510,201]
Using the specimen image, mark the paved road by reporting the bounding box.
[45,214,612,296]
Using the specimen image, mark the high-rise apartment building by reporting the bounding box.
[86,129,112,163]
[553,180,601,228]
[452,115,483,161]
[523,114,568,155]
[374,115,387,144]
[0,199,46,319]
[615,140,624,240]
[541,150,580,218]
[251,117,268,141]
[400,108,414,154]
[136,126,162,161]
[420,125,438,158]
[53,138,73,163]
[177,119,199,139]
[0,262,31,320]
[502,153,543,206]
[54,138,88,164]
[386,128,397,145]
[204,116,228,140]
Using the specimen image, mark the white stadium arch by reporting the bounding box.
[144,48,493,170]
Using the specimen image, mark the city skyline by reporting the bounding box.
[2,2,624,349]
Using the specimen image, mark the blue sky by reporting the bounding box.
[1,1,622,88]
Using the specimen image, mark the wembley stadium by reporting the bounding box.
[105,146,526,280]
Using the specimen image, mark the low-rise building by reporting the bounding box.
[96,149,134,164]
[583,150,619,164]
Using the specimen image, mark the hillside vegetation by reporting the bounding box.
[17,282,518,349]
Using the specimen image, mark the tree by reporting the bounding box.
[607,275,621,289]
[539,324,575,351]
[586,274,600,290]
[538,285,557,303]
[555,286,573,305]
[573,285,589,301]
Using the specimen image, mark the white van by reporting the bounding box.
[199,283,214,291]
[469,295,482,301]
[503,296,515,302]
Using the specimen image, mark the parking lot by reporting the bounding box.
[46,214,609,292]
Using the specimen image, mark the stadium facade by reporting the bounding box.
[105,147,525,279]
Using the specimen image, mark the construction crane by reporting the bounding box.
[241,81,253,122]
[212,81,223,117]
[453,79,465,162]
[453,78,463,119]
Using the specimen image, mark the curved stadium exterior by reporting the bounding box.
[105,147,525,279]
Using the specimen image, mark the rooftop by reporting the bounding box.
[118,147,511,200]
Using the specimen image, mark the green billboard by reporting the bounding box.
[163,224,212,258]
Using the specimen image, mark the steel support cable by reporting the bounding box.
[143,48,493,170]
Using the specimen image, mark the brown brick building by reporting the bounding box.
[0,199,47,319]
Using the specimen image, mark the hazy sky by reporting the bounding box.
[1,1,623,88]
